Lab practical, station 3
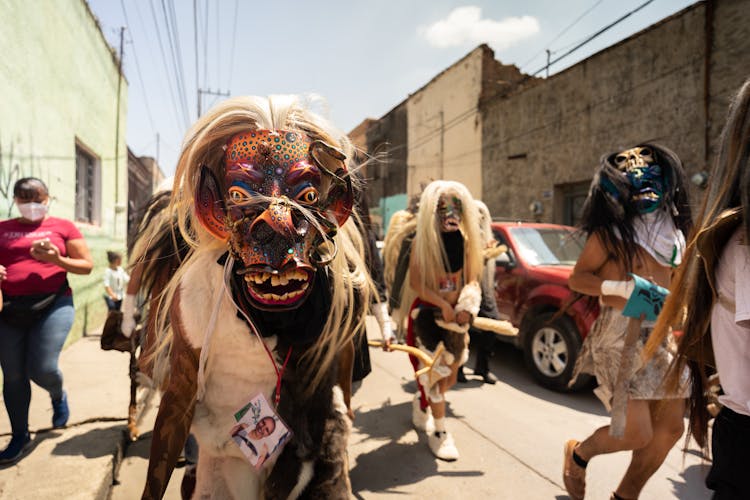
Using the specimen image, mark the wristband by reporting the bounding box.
[620,274,669,321]
[600,279,634,299]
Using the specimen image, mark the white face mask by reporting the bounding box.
[18,202,48,222]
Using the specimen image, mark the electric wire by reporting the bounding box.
[203,0,209,95]
[215,0,221,91]
[148,0,189,130]
[194,0,200,117]
[529,0,656,77]
[227,0,239,92]
[519,0,605,71]
[119,0,158,137]
[164,0,192,124]
[433,55,702,169]
[401,0,661,157]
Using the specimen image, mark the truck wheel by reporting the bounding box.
[523,312,591,392]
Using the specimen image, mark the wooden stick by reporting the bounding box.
[368,340,434,366]
[472,317,518,337]
[610,315,643,438]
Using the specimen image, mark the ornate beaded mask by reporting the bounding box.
[195,129,352,310]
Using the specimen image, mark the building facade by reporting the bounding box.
[0,0,129,340]
[481,0,750,225]
[407,45,525,200]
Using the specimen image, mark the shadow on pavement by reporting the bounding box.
[352,400,412,443]
[0,431,60,470]
[124,430,153,460]
[668,463,711,500]
[475,342,608,417]
[52,425,123,458]
[350,400,481,495]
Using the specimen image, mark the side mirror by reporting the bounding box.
[496,251,515,270]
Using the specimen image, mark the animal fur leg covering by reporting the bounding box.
[454,281,481,317]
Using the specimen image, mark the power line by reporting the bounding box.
[202,0,209,95]
[227,0,239,92]
[434,55,702,169]
[119,0,157,137]
[401,0,660,157]
[530,0,656,77]
[148,0,187,130]
[519,0,605,71]
[163,0,192,124]
[215,0,221,91]
[194,0,200,118]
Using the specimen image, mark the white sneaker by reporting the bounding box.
[412,395,435,433]
[428,431,459,461]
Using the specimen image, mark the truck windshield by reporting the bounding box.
[509,227,583,266]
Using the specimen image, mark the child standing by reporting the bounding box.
[103,251,129,311]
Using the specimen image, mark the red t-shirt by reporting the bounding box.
[0,216,83,296]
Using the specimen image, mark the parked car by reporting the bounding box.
[490,221,598,391]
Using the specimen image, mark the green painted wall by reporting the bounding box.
[0,0,128,344]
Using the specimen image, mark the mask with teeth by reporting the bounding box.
[195,129,353,310]
[609,146,666,214]
[437,195,462,232]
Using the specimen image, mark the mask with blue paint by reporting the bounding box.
[610,146,665,214]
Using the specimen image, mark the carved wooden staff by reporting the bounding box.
[368,340,444,380]
[126,313,143,442]
[610,315,644,438]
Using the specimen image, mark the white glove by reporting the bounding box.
[121,293,137,338]
[600,279,635,299]
[373,302,395,343]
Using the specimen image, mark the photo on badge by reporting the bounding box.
[230,393,292,469]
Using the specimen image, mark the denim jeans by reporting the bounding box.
[104,297,122,311]
[0,294,74,435]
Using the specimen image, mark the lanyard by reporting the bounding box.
[221,255,293,408]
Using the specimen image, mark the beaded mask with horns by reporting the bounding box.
[195,129,353,310]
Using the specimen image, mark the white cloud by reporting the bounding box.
[419,6,539,50]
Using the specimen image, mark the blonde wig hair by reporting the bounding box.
[383,209,416,293]
[155,95,373,395]
[475,199,496,293]
[412,180,483,293]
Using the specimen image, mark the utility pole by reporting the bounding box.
[156,133,160,167]
[113,26,125,237]
[197,88,231,117]
[194,0,199,120]
[546,49,551,78]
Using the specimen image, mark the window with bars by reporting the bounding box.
[75,144,101,224]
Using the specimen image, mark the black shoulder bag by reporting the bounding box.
[1,280,70,330]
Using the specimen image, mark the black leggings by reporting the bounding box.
[706,406,750,499]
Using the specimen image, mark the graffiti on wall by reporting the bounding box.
[0,138,42,218]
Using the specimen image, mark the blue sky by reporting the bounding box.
[88,0,696,176]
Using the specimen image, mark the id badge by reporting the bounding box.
[229,393,292,469]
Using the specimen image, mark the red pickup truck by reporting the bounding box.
[491,222,598,391]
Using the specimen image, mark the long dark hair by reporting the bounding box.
[645,79,750,449]
[578,142,692,271]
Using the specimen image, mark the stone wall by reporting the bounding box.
[480,0,748,224]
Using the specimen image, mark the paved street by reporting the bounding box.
[112,328,712,499]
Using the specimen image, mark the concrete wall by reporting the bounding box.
[407,47,486,198]
[707,0,750,158]
[365,102,408,235]
[0,0,129,342]
[480,1,749,224]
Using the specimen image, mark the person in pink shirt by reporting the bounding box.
[0,177,93,464]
